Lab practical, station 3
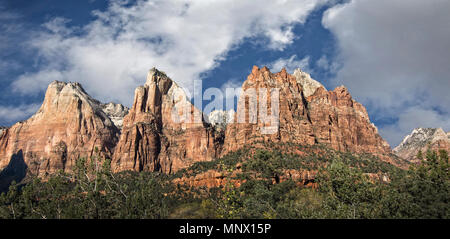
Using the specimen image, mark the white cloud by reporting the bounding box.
[265,27,297,51]
[379,107,450,147]
[12,0,329,107]
[0,3,24,77]
[13,70,64,95]
[315,55,338,73]
[0,60,20,75]
[267,55,311,73]
[221,78,242,91]
[322,0,450,146]
[0,104,40,125]
[220,78,242,112]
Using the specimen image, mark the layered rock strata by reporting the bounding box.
[111,68,220,174]
[0,66,397,178]
[0,81,120,177]
[223,66,391,156]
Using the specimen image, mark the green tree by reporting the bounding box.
[417,150,423,160]
[317,159,384,218]
[385,149,449,218]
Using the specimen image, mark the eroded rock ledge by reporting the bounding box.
[0,66,397,179]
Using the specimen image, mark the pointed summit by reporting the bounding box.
[0,126,6,136]
[394,127,450,162]
[280,67,288,77]
[146,67,169,85]
[261,66,270,72]
[112,68,219,174]
[224,65,392,162]
[0,81,120,177]
[208,109,236,129]
[293,68,326,97]
[251,65,259,74]
[41,81,106,117]
[101,102,129,129]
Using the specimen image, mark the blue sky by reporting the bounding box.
[1,0,449,147]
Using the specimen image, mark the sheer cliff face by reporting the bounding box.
[223,66,391,156]
[223,66,315,151]
[0,81,120,177]
[307,86,391,155]
[0,66,396,178]
[394,128,450,162]
[111,68,219,174]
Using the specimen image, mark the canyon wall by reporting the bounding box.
[0,66,397,178]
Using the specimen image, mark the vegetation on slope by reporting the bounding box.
[0,144,448,219]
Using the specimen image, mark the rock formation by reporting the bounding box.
[307,85,391,155]
[0,127,6,137]
[111,68,220,174]
[394,128,450,162]
[101,102,129,129]
[207,110,235,129]
[0,81,120,177]
[223,66,391,156]
[0,66,398,180]
[293,68,326,97]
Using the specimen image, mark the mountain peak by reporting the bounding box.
[395,128,447,150]
[207,109,235,129]
[293,68,326,97]
[394,127,450,161]
[146,67,169,85]
[48,80,86,95]
[0,126,6,136]
[39,81,108,122]
[0,80,122,176]
[0,66,403,177]
[223,65,392,161]
[101,102,129,129]
[113,67,216,173]
[251,65,259,74]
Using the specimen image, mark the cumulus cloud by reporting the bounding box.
[322,0,450,146]
[267,54,311,73]
[13,70,64,95]
[379,107,450,147]
[0,104,40,125]
[0,3,24,77]
[315,55,338,73]
[12,0,329,107]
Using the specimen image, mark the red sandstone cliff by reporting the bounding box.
[223,66,391,156]
[111,68,220,174]
[0,81,121,177]
[0,66,397,179]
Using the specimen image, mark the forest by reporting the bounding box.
[0,146,448,219]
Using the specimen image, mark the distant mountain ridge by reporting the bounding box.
[207,110,235,129]
[0,126,6,135]
[394,127,450,162]
[0,66,403,179]
[101,102,129,129]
